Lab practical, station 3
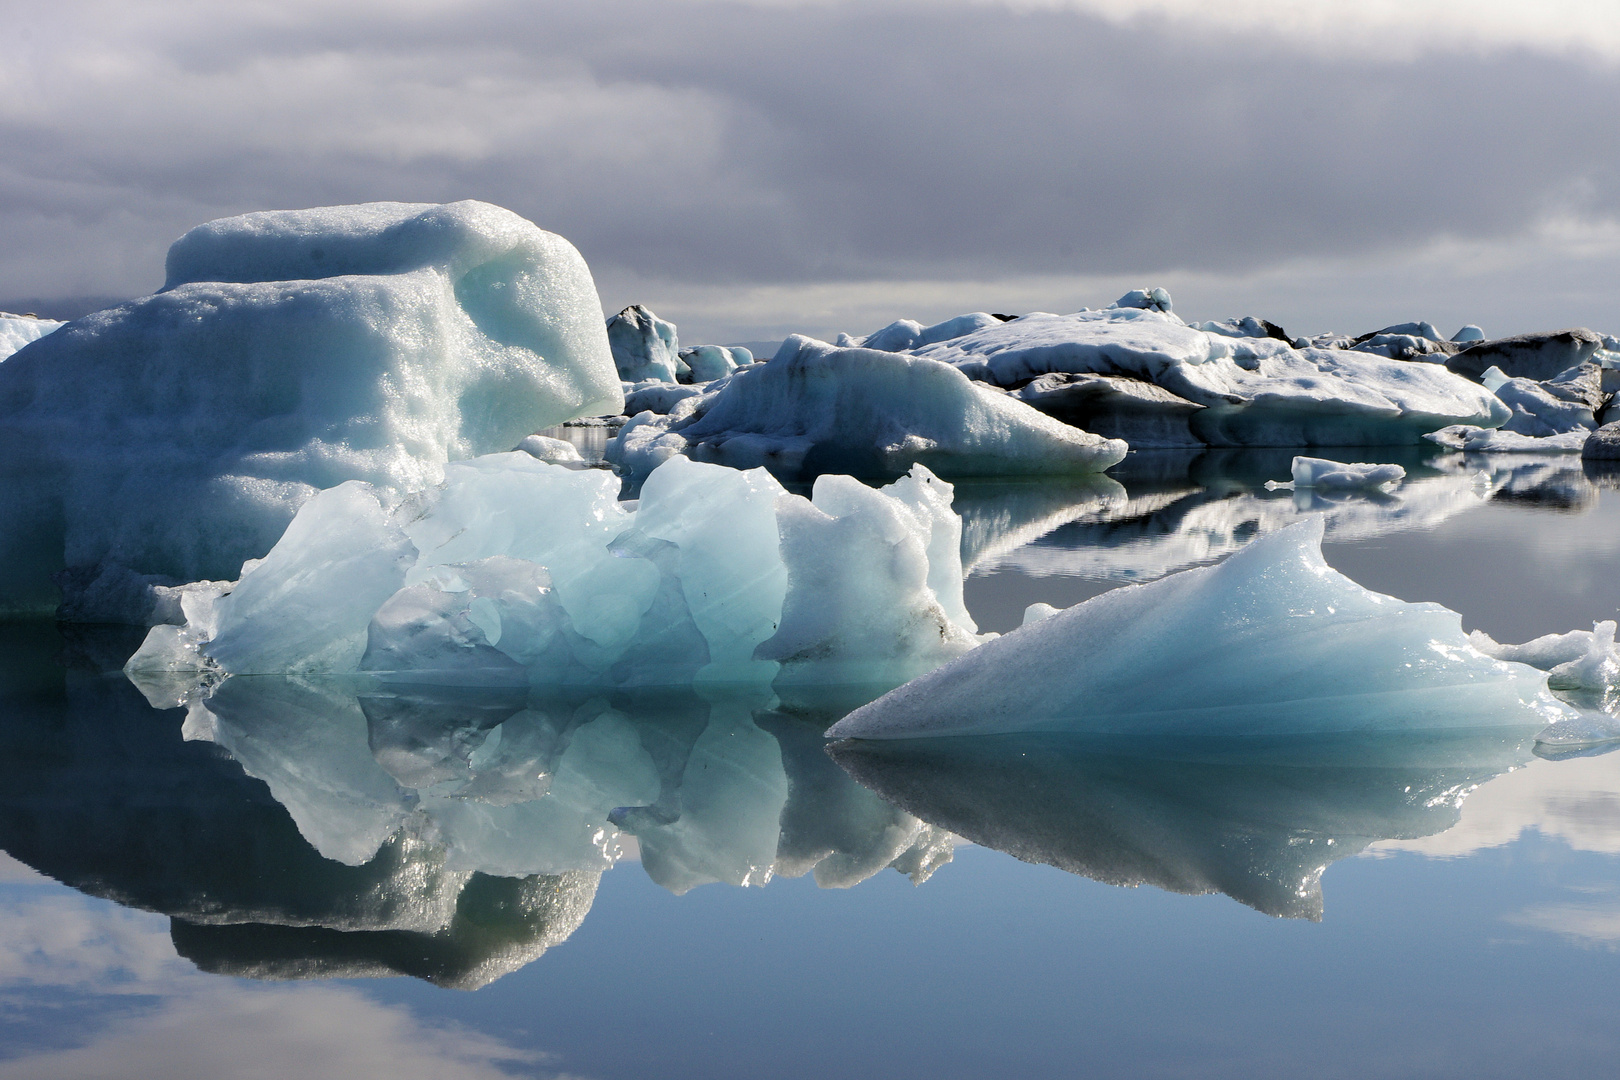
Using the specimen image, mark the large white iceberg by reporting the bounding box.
[0,201,622,619]
[128,454,982,688]
[606,335,1127,479]
[903,307,1510,447]
[828,518,1573,740]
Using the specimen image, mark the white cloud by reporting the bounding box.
[1370,751,1620,861]
[0,890,565,1080]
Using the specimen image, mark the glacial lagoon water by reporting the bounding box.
[6,448,1620,1079]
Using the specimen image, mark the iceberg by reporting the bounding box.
[679,344,750,383]
[127,454,983,687]
[906,305,1509,447]
[0,201,622,621]
[607,303,681,382]
[606,335,1128,479]
[1448,329,1604,383]
[1264,455,1405,492]
[1484,363,1605,437]
[1424,425,1589,454]
[827,518,1573,740]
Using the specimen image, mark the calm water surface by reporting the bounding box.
[4,449,1620,1079]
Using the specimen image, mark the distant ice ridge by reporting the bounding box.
[0,201,622,620]
[126,454,983,687]
[606,334,1128,479]
[0,312,61,360]
[1264,456,1406,492]
[884,299,1508,448]
[828,518,1574,740]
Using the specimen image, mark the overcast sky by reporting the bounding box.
[5,0,1620,343]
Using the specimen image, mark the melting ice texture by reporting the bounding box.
[0,201,621,619]
[127,454,982,688]
[829,518,1574,740]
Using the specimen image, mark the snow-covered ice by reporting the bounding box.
[606,334,1128,479]
[828,518,1573,740]
[1424,425,1589,453]
[127,454,983,687]
[0,312,61,360]
[902,304,1508,447]
[0,201,622,620]
[1264,455,1406,492]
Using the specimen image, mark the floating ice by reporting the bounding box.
[1448,329,1604,383]
[907,307,1508,447]
[1485,363,1605,437]
[856,312,1007,352]
[1424,425,1589,454]
[828,518,1573,740]
[0,312,61,360]
[515,434,585,464]
[127,455,982,687]
[606,335,1128,479]
[607,304,681,382]
[679,344,750,382]
[1470,622,1619,700]
[1469,621,1620,750]
[1264,456,1405,492]
[0,201,622,620]
[623,379,705,416]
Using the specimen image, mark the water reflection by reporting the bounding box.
[963,450,1602,585]
[8,447,1620,1006]
[2,626,949,989]
[830,731,1538,920]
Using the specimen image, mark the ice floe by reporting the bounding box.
[605,334,1127,479]
[127,454,983,687]
[902,304,1508,447]
[1424,425,1589,454]
[1264,455,1406,492]
[828,518,1574,740]
[608,303,681,382]
[0,201,622,620]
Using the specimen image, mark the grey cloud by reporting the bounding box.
[3,0,1620,314]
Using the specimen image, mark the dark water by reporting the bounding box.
[5,450,1620,1079]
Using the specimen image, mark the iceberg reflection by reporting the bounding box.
[3,630,949,988]
[966,450,1598,587]
[830,730,1537,919]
